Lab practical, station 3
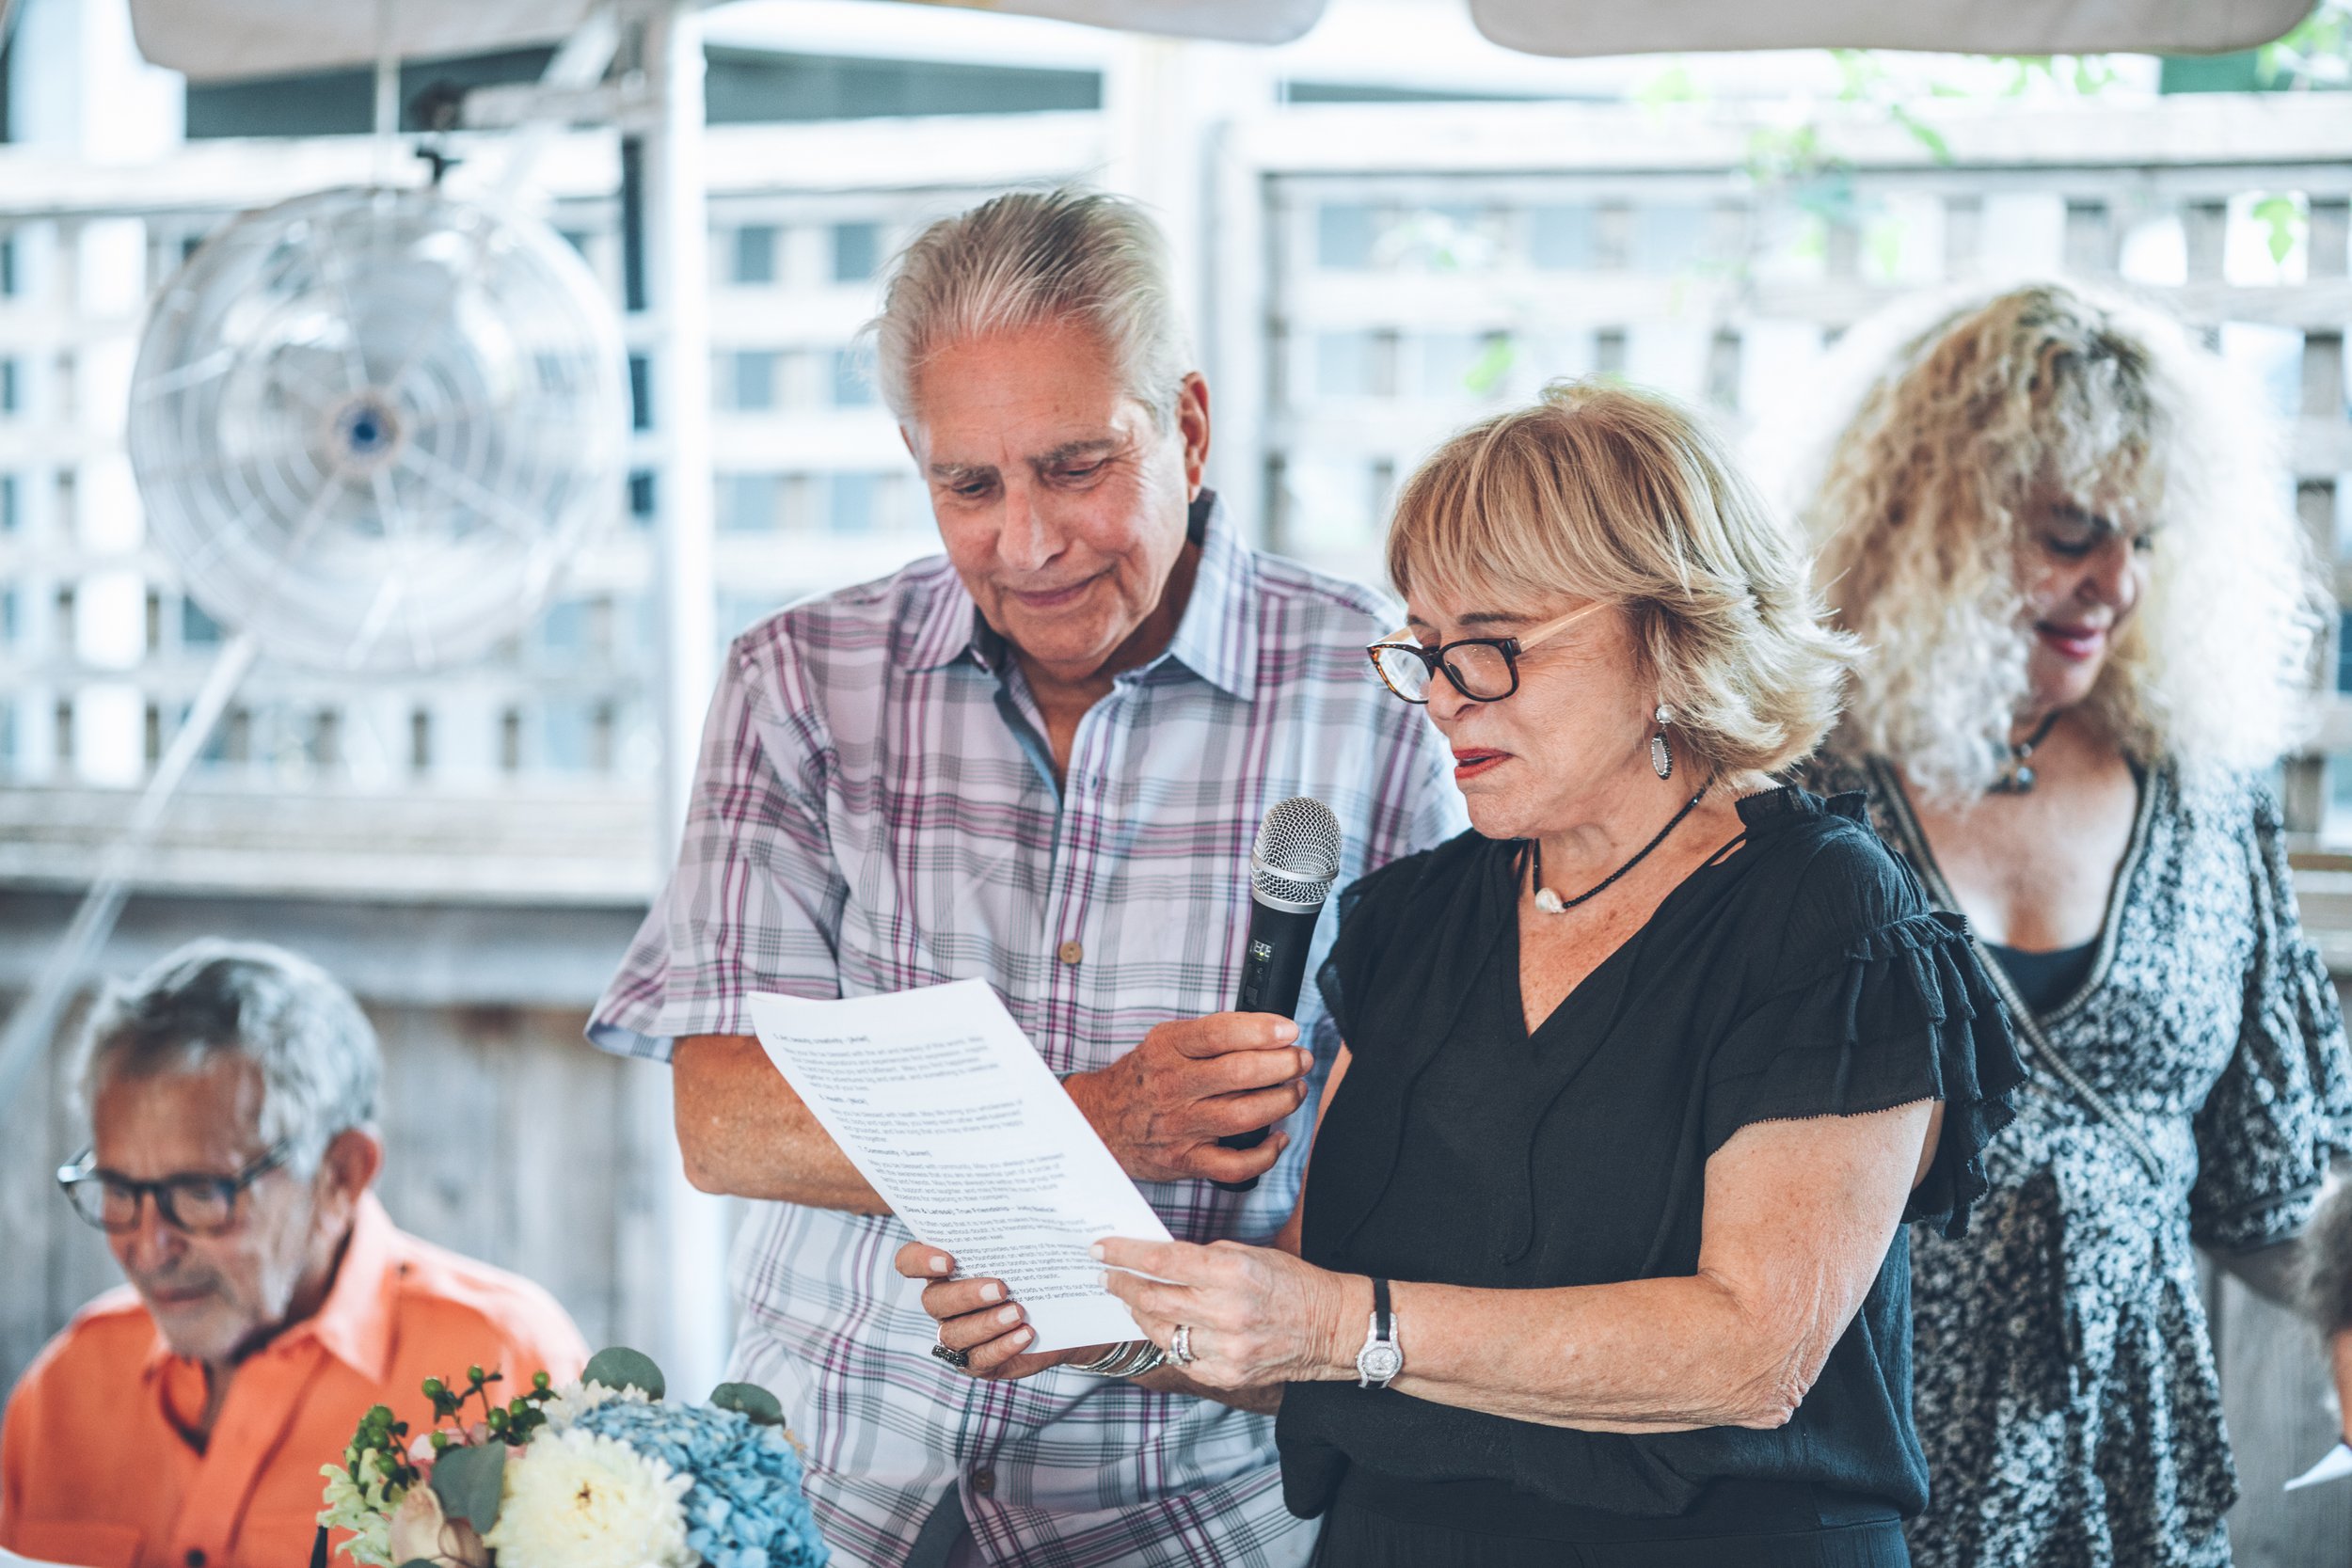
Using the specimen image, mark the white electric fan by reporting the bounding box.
[0,182,628,1104]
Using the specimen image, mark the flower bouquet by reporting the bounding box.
[315,1346,828,1568]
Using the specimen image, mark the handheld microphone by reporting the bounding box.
[1215,796,1343,1194]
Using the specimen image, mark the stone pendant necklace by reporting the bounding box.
[1990,710,2062,795]
[1530,782,1710,914]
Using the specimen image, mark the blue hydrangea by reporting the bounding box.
[574,1399,829,1568]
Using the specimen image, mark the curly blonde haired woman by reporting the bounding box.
[1803,281,2352,1568]
[906,381,2026,1565]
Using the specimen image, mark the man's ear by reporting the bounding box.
[1176,372,1211,499]
[316,1126,385,1215]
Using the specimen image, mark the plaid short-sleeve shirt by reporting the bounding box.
[590,493,1464,1568]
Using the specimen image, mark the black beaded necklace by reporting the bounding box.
[1527,781,1710,914]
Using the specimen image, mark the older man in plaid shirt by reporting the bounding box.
[590,188,1462,1568]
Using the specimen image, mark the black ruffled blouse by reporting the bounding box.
[1276,787,2027,1535]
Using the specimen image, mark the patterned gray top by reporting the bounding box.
[1804,757,2352,1568]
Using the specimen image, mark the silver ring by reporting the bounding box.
[1170,1324,1196,1367]
[930,1341,971,1371]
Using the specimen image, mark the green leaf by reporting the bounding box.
[1633,62,1700,111]
[399,1560,440,1568]
[1462,336,1517,399]
[431,1441,506,1537]
[1888,105,1953,166]
[710,1381,787,1426]
[2251,194,2305,264]
[582,1345,667,1401]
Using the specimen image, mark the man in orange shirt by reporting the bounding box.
[0,941,587,1568]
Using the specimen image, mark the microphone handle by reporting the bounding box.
[1214,898,1323,1193]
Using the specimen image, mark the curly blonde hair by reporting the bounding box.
[1804,281,2324,798]
[1388,379,1855,777]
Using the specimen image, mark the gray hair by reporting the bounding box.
[74,940,380,1172]
[868,186,1194,433]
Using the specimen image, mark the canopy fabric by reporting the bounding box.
[125,0,2317,83]
[127,0,607,82]
[895,0,1323,44]
[1469,0,2317,57]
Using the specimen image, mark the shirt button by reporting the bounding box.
[971,1466,996,1497]
[1057,941,1084,966]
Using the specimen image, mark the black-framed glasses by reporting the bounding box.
[56,1142,293,1235]
[1367,603,1606,705]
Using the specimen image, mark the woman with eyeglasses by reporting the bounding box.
[905,380,2024,1566]
[1798,282,2352,1568]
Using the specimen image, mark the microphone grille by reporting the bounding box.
[1250,796,1344,907]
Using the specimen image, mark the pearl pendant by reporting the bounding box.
[1534,887,1565,914]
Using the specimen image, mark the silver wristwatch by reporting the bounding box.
[1355,1276,1403,1389]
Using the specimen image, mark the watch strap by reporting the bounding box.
[1357,1276,1402,1389]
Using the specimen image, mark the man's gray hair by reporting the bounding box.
[869,186,1194,432]
[74,940,380,1171]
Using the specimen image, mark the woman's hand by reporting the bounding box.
[893,1242,1112,1381]
[1095,1237,1359,1391]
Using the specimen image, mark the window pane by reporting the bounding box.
[829,472,876,533]
[1529,204,1597,270]
[181,597,223,645]
[1634,204,1709,270]
[1418,332,1486,398]
[733,225,778,284]
[734,350,778,411]
[537,598,588,657]
[542,701,591,771]
[1317,332,1371,397]
[833,222,881,282]
[1317,331,1397,398]
[1317,203,1379,269]
[718,473,781,532]
[829,348,872,406]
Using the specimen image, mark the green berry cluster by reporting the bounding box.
[421,1366,559,1445]
[340,1402,421,1494]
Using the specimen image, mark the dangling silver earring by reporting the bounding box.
[1650,705,1675,780]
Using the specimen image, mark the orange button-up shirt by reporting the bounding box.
[0,1194,587,1568]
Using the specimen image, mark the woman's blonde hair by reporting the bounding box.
[1388,379,1855,777]
[1805,280,2323,798]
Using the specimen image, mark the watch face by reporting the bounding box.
[1359,1343,1403,1382]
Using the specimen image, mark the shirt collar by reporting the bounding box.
[140,1191,401,1385]
[901,489,1259,702]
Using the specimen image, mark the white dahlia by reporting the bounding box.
[539,1375,647,1433]
[483,1427,693,1568]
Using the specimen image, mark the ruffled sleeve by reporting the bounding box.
[2187,782,2352,1253]
[1705,845,2027,1240]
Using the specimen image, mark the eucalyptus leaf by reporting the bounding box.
[430,1440,506,1536]
[710,1381,786,1426]
[583,1345,667,1401]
